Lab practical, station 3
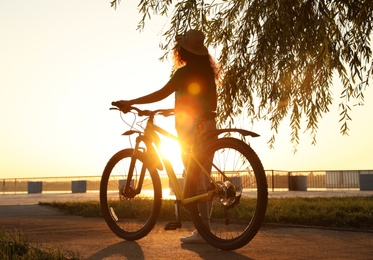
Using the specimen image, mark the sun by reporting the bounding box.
[159,137,185,175]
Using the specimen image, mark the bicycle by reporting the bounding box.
[100,104,268,250]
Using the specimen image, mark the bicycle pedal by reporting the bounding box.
[164,221,182,230]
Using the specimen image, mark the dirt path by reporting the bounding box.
[1,204,372,259]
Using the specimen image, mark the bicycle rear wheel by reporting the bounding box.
[100,149,162,241]
[189,137,268,250]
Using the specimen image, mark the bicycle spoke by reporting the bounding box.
[189,138,268,250]
[100,149,162,240]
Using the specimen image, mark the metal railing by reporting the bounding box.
[266,170,373,191]
[1,170,372,194]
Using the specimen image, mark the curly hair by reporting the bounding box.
[172,44,221,84]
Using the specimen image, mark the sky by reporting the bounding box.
[1,1,372,179]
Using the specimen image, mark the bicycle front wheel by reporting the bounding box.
[100,149,162,241]
[189,137,268,250]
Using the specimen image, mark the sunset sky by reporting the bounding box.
[1,1,372,179]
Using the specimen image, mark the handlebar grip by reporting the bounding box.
[111,101,132,113]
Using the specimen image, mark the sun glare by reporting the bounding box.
[159,137,185,175]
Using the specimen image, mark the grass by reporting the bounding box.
[40,196,373,230]
[0,228,80,260]
[41,201,103,218]
[265,196,373,229]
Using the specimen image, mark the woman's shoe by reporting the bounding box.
[180,230,206,244]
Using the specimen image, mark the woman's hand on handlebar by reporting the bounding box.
[111,100,132,112]
[111,101,173,117]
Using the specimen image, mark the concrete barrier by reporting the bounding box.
[72,180,87,193]
[28,181,43,194]
[359,174,373,191]
[289,176,307,191]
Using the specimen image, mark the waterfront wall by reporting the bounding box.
[1,170,373,194]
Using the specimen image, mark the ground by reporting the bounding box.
[1,203,372,259]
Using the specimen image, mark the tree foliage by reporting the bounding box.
[111,0,373,149]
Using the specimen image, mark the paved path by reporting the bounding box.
[1,203,372,259]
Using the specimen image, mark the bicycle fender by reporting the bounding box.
[122,130,142,136]
[209,128,260,138]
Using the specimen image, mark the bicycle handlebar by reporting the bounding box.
[111,102,174,118]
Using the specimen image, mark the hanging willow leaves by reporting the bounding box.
[110,0,373,150]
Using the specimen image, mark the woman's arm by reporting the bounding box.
[130,81,175,104]
[113,80,175,108]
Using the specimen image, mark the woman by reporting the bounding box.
[113,29,219,243]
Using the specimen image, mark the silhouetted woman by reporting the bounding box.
[113,29,220,243]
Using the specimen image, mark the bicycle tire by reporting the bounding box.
[100,149,162,241]
[189,137,268,250]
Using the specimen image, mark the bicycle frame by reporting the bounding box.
[125,114,216,207]
[102,106,268,249]
[118,105,261,208]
